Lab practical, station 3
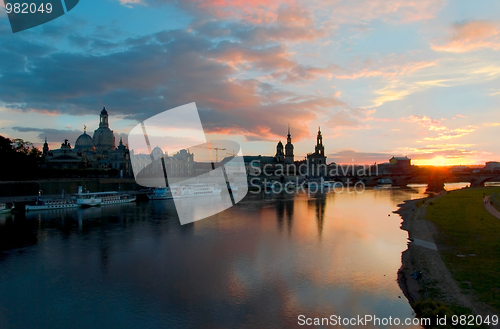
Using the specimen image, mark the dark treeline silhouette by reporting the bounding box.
[0,135,121,181]
[0,135,43,180]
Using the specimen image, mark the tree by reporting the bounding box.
[0,135,43,180]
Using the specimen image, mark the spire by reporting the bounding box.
[287,123,291,138]
[43,137,49,155]
[99,107,109,127]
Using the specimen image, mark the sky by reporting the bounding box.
[1,0,500,165]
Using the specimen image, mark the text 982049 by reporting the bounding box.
[5,2,53,14]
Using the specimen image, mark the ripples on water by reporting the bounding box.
[0,185,463,329]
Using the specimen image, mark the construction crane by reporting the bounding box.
[195,145,226,162]
[212,147,226,162]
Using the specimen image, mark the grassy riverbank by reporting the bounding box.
[426,187,500,311]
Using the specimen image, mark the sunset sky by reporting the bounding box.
[1,0,500,165]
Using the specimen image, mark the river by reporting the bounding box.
[0,184,469,328]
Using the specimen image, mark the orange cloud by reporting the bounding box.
[335,59,437,80]
[326,0,445,24]
[400,115,445,131]
[422,127,476,141]
[432,20,500,53]
[401,115,477,142]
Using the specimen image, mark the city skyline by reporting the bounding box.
[1,0,500,165]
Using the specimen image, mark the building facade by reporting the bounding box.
[306,127,327,176]
[44,107,131,176]
[130,146,195,179]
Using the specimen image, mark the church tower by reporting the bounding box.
[285,124,294,163]
[306,126,327,176]
[275,140,284,162]
[315,126,324,158]
[93,107,116,153]
[43,137,49,156]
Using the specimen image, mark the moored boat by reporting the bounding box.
[377,178,393,185]
[25,199,79,211]
[147,187,172,200]
[0,203,14,214]
[74,187,136,207]
[323,181,338,187]
[171,184,222,198]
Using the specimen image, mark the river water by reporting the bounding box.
[0,184,468,328]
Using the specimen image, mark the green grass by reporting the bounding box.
[413,299,484,329]
[425,187,500,311]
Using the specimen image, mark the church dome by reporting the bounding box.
[151,146,164,160]
[93,127,115,152]
[75,132,94,151]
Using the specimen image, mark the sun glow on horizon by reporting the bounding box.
[412,156,485,167]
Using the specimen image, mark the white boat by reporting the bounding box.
[171,184,222,198]
[147,187,172,200]
[305,181,319,188]
[377,178,393,185]
[26,198,79,211]
[323,181,338,187]
[0,203,14,214]
[227,183,238,192]
[74,187,136,207]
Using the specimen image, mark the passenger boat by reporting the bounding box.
[377,178,393,185]
[147,187,172,200]
[25,198,79,211]
[171,184,222,198]
[0,203,14,214]
[227,183,238,192]
[323,181,338,187]
[264,181,283,191]
[74,187,136,207]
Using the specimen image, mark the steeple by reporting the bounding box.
[99,106,109,128]
[285,124,294,163]
[117,137,127,150]
[43,137,49,156]
[316,126,323,146]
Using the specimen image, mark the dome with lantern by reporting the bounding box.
[75,129,94,152]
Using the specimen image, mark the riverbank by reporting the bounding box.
[396,188,500,328]
[0,178,140,198]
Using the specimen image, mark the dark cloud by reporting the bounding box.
[12,127,82,145]
[0,20,346,141]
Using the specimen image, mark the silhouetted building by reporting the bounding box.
[130,146,195,178]
[307,127,327,176]
[44,139,84,169]
[485,161,500,173]
[44,107,132,176]
[389,156,411,174]
[275,140,285,163]
[285,124,294,164]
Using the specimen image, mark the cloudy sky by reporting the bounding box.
[1,0,500,165]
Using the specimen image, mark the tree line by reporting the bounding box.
[0,135,43,180]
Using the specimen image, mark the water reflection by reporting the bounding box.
[0,188,428,329]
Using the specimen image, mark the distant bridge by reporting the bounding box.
[321,172,500,188]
